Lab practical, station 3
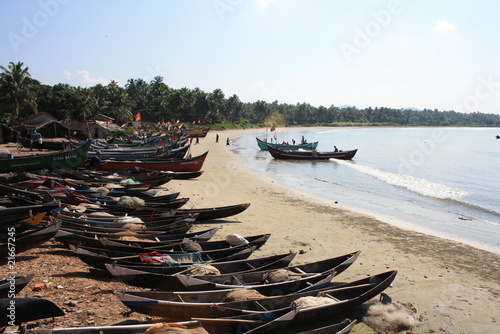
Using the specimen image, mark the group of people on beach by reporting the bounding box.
[215,134,230,146]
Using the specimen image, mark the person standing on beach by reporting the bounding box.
[216,134,219,143]
[226,137,230,146]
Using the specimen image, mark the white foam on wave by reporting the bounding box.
[336,160,469,200]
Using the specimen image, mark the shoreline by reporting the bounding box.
[171,128,499,333]
[230,127,500,255]
[2,129,499,333]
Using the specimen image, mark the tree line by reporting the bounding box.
[2,61,500,127]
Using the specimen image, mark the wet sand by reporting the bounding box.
[169,129,499,334]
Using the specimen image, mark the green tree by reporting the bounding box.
[0,61,38,125]
[105,81,133,124]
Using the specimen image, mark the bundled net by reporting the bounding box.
[223,288,266,302]
[291,296,339,309]
[118,196,146,208]
[263,269,301,283]
[181,238,203,252]
[184,264,220,276]
[225,233,249,247]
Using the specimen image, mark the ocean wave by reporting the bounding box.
[336,160,469,200]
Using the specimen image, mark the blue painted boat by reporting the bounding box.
[256,137,318,150]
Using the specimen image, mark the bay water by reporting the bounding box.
[230,127,500,254]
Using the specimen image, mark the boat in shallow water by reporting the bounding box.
[267,145,357,160]
[256,137,318,150]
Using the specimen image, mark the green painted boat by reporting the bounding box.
[0,142,90,173]
[256,137,319,150]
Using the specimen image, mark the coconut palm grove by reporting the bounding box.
[2,61,500,129]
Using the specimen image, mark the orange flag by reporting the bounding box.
[135,112,141,121]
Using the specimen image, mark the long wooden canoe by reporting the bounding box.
[267,145,357,160]
[0,141,91,173]
[106,251,360,291]
[0,273,35,298]
[91,151,208,173]
[256,137,319,150]
[184,271,395,333]
[105,252,296,277]
[0,221,61,258]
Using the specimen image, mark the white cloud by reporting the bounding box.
[434,20,457,33]
[60,70,118,86]
[61,71,72,81]
[77,70,110,86]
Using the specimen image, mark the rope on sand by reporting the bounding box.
[433,304,468,334]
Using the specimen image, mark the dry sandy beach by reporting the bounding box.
[2,129,499,333]
[171,128,499,334]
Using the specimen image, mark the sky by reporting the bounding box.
[1,0,500,115]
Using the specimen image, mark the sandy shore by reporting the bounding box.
[168,128,499,334]
[1,130,498,333]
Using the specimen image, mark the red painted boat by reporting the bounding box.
[91,152,208,173]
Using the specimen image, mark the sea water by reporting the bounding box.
[230,127,500,254]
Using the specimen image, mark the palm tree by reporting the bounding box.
[0,61,38,126]
[106,81,133,124]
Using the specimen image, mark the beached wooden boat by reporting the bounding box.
[187,127,210,138]
[134,167,204,179]
[54,168,175,187]
[54,227,219,246]
[52,211,188,228]
[177,203,250,221]
[52,209,185,224]
[63,190,180,204]
[51,175,172,190]
[197,311,355,334]
[90,151,208,173]
[297,319,356,334]
[267,145,357,160]
[105,252,296,277]
[108,251,359,291]
[192,271,396,332]
[115,272,335,319]
[173,250,360,291]
[70,244,255,271]
[0,220,61,258]
[99,233,270,253]
[118,270,385,321]
[62,191,188,210]
[64,197,190,213]
[29,321,206,334]
[0,273,35,298]
[0,181,46,199]
[0,298,65,326]
[58,219,193,236]
[0,141,90,173]
[87,143,189,161]
[3,175,48,190]
[0,204,59,229]
[256,137,319,151]
[56,221,194,242]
